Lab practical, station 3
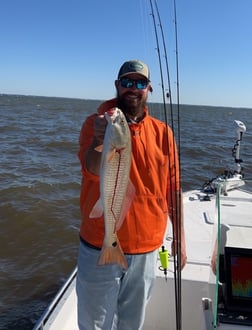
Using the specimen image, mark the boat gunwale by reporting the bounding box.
[33,267,77,330]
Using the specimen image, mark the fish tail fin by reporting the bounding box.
[98,242,128,269]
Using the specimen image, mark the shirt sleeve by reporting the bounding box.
[78,113,97,171]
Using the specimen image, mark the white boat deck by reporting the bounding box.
[144,187,252,330]
[35,186,252,330]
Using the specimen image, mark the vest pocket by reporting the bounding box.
[132,195,168,243]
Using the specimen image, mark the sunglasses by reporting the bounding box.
[119,77,149,90]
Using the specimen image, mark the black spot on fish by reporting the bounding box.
[112,241,117,247]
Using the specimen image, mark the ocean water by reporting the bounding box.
[1,94,252,329]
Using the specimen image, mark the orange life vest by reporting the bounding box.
[78,99,180,254]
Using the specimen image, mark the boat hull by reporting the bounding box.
[34,187,252,330]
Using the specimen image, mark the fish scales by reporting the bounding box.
[90,107,134,269]
[102,146,130,221]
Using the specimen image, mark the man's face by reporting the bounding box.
[115,74,151,117]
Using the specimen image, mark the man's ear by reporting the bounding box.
[115,80,119,89]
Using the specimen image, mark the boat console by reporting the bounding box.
[217,243,252,327]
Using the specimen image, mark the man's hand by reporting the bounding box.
[171,238,187,270]
[93,115,107,150]
[85,115,107,175]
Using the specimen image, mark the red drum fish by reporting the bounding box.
[90,108,135,269]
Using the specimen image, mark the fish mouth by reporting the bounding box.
[106,108,115,116]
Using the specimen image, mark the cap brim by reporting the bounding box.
[118,72,149,80]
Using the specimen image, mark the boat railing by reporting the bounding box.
[33,267,77,330]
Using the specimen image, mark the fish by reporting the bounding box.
[90,107,135,269]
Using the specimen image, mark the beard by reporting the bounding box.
[116,91,147,118]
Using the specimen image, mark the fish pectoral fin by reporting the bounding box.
[107,148,116,162]
[89,198,103,218]
[115,179,136,231]
[94,144,103,152]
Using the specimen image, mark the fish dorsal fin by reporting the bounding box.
[115,179,135,231]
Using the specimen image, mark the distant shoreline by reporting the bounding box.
[1,93,251,110]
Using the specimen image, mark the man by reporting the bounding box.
[76,59,187,330]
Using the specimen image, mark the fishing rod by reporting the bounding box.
[153,0,174,128]
[171,2,183,329]
[149,0,167,116]
[149,1,182,329]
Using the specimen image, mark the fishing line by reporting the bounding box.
[149,1,182,329]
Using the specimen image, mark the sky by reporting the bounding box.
[1,0,252,108]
